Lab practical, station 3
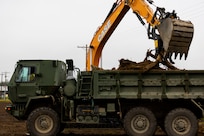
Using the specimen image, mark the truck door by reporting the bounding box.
[11,66,38,102]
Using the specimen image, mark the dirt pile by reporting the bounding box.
[117,59,163,70]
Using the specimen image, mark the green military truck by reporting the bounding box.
[6,59,204,136]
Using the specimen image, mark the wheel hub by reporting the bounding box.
[177,119,186,129]
[135,118,147,129]
[131,115,150,133]
[40,119,49,129]
[172,116,190,134]
[35,115,54,133]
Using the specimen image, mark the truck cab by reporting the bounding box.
[7,60,67,118]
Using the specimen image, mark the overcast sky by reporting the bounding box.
[0,0,204,80]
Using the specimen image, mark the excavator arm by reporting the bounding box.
[86,0,193,71]
[86,1,130,71]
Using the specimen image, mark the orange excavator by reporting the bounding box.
[86,0,194,71]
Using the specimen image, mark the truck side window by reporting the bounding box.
[16,67,36,82]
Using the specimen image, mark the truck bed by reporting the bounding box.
[79,70,204,99]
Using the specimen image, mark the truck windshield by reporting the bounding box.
[16,67,35,82]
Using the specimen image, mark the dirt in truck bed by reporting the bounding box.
[117,59,162,70]
[117,58,178,71]
[1,102,204,136]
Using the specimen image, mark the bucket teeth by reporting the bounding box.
[174,52,178,60]
[168,44,190,60]
[185,53,188,60]
[180,53,184,60]
[168,51,188,61]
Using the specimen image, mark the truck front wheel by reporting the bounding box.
[27,107,60,136]
[123,107,157,136]
[164,108,198,136]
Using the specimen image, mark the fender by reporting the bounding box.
[25,95,55,114]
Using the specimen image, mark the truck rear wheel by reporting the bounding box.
[164,108,198,136]
[27,107,60,136]
[123,107,157,136]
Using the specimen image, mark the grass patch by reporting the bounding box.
[0,99,10,102]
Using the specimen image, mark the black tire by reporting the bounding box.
[27,107,60,136]
[123,107,157,136]
[164,108,198,136]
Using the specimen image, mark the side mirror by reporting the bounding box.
[66,59,74,70]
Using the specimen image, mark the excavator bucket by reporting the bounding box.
[157,18,194,61]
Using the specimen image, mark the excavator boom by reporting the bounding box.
[86,0,194,71]
[86,1,129,71]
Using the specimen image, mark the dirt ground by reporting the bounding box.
[1,101,204,136]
